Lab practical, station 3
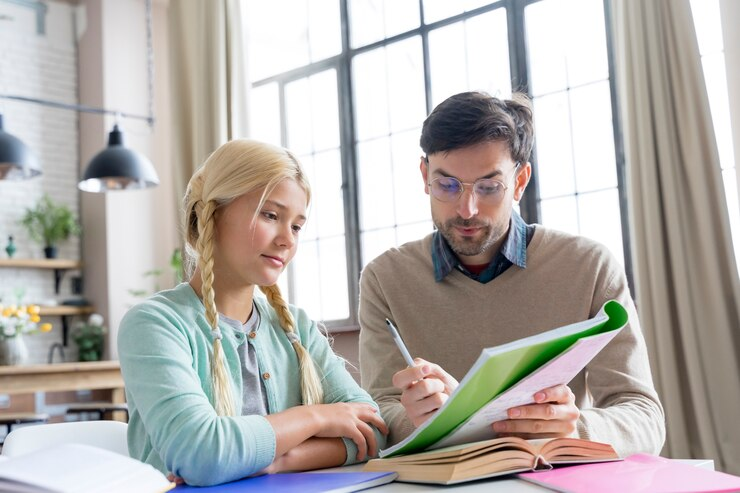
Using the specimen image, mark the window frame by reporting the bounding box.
[249,0,633,331]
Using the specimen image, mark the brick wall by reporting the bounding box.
[0,1,82,364]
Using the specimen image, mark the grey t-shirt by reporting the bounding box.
[220,305,269,416]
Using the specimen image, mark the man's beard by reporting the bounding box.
[434,215,508,258]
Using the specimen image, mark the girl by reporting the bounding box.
[118,139,387,486]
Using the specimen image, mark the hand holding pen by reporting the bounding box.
[385,317,459,427]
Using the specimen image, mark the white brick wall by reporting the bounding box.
[0,1,82,363]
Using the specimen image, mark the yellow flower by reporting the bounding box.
[1,308,11,317]
[30,315,41,323]
[26,305,40,315]
[39,323,53,333]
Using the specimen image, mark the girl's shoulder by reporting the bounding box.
[120,283,205,336]
[253,295,317,340]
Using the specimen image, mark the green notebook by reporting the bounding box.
[380,300,628,458]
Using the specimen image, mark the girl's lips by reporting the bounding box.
[262,255,284,267]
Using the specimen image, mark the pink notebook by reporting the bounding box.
[518,454,740,493]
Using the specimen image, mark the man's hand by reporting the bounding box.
[392,358,459,428]
[492,384,580,439]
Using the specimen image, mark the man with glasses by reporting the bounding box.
[358,91,665,457]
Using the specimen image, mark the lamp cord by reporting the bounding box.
[145,0,155,127]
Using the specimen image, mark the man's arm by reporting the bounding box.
[359,265,418,445]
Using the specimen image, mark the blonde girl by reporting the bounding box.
[118,139,387,486]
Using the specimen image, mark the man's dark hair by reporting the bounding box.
[420,91,535,164]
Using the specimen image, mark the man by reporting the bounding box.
[358,91,665,456]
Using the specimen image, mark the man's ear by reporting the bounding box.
[420,156,430,195]
[513,162,532,202]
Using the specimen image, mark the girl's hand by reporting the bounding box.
[310,403,388,461]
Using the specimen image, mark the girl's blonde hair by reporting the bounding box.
[183,139,324,416]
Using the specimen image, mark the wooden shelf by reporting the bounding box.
[0,258,82,269]
[38,305,94,317]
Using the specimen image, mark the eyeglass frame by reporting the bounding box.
[423,156,522,204]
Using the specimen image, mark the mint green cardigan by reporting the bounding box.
[118,283,384,486]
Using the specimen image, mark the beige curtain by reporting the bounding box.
[168,0,248,201]
[611,0,740,474]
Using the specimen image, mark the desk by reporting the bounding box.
[0,361,125,420]
[318,460,715,492]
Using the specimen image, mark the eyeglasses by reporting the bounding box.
[427,163,520,205]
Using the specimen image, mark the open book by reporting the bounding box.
[0,443,174,493]
[364,436,619,485]
[381,300,629,458]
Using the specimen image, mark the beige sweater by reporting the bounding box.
[359,226,665,456]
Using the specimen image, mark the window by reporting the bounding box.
[690,0,740,276]
[244,0,629,330]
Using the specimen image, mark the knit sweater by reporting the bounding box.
[359,226,665,456]
[119,283,385,486]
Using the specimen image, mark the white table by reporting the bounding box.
[316,459,714,491]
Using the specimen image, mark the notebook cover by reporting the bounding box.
[518,454,740,493]
[174,471,397,492]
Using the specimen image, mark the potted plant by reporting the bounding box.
[72,313,106,362]
[20,194,81,258]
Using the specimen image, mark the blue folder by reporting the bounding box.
[174,471,397,492]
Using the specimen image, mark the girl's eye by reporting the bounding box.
[292,224,303,234]
[262,211,278,221]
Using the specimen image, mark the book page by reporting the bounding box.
[434,329,622,449]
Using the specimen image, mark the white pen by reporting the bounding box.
[385,318,416,368]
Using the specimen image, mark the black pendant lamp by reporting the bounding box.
[78,124,159,192]
[0,113,41,180]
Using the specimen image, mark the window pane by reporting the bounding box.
[386,37,426,133]
[701,53,735,171]
[361,228,396,267]
[722,168,740,276]
[349,0,419,48]
[526,0,608,96]
[353,49,390,140]
[391,129,430,226]
[422,0,494,25]
[540,196,579,235]
[396,221,434,245]
[244,1,310,81]
[318,236,350,320]
[533,92,575,199]
[357,137,395,230]
[465,9,511,98]
[308,0,341,61]
[429,22,467,105]
[570,81,617,193]
[285,78,313,155]
[292,240,322,318]
[312,149,345,238]
[429,9,510,107]
[249,83,281,146]
[310,71,340,151]
[690,0,723,55]
[578,189,625,266]
[299,154,318,241]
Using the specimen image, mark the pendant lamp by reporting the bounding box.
[0,113,41,180]
[78,124,159,192]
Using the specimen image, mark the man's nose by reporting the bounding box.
[456,188,479,219]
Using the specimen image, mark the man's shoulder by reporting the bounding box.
[533,225,615,260]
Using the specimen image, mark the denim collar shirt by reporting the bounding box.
[432,210,535,284]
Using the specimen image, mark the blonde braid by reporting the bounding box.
[259,284,324,405]
[196,200,237,416]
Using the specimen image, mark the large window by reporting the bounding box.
[244,0,629,330]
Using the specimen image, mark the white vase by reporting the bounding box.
[0,335,30,365]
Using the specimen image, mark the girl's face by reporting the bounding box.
[213,178,307,290]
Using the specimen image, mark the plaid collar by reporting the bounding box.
[432,210,531,283]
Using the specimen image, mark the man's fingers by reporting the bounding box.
[392,365,427,389]
[507,402,579,421]
[534,384,574,404]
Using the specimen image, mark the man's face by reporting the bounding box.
[420,140,530,266]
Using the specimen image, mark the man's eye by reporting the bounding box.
[477,181,503,195]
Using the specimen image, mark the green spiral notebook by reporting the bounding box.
[380,300,629,458]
